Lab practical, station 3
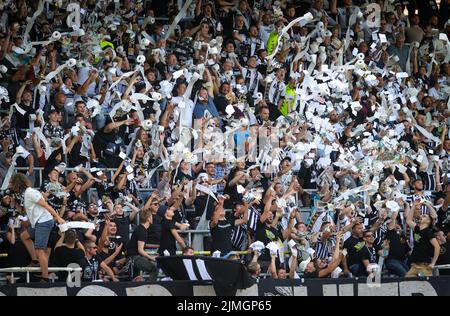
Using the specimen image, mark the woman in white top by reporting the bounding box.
[10,173,65,282]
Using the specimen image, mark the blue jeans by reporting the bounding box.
[349,264,361,275]
[385,258,409,277]
[28,219,55,249]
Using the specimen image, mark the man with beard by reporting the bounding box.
[406,179,433,215]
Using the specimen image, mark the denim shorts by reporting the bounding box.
[28,219,55,249]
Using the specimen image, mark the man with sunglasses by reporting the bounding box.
[358,230,383,276]
[145,197,163,250]
[80,240,118,282]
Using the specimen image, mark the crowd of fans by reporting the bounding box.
[0,0,450,284]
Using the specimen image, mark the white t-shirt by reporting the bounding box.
[172,96,195,129]
[24,188,53,228]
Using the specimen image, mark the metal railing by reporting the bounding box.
[433,264,450,276]
[0,267,82,283]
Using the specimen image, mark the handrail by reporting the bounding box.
[0,267,82,273]
[433,264,450,276]
[0,266,83,284]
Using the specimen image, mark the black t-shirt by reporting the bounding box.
[210,217,235,254]
[343,236,365,267]
[254,220,284,261]
[147,213,162,245]
[80,254,103,282]
[303,271,319,278]
[5,239,31,268]
[53,246,84,281]
[114,216,131,247]
[107,236,124,260]
[359,244,380,265]
[127,224,148,257]
[68,141,88,167]
[159,217,177,256]
[92,119,123,168]
[297,164,317,190]
[386,229,411,261]
[436,242,450,275]
[13,104,35,130]
[410,226,435,264]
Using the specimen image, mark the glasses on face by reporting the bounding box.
[364,235,373,238]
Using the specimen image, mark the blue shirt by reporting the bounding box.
[193,97,220,119]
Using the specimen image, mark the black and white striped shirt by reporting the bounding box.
[268,80,286,105]
[419,170,440,192]
[314,235,336,259]
[247,206,261,233]
[231,223,247,251]
[406,193,433,215]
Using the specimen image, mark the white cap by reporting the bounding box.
[299,256,312,273]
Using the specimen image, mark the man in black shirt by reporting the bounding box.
[210,195,248,256]
[145,197,163,249]
[358,230,382,276]
[343,221,365,275]
[406,211,441,277]
[80,241,118,282]
[158,204,187,256]
[254,191,295,268]
[384,210,411,277]
[53,229,84,282]
[92,116,134,168]
[126,210,158,282]
[111,201,141,247]
[435,230,450,276]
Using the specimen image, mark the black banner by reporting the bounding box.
[1,277,450,296]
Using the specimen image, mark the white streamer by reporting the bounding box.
[164,0,195,40]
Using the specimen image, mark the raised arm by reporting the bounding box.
[282,211,297,240]
[112,160,125,183]
[234,202,251,226]
[405,202,416,230]
[260,192,275,223]
[126,201,142,222]
[104,118,134,133]
[76,70,98,96]
[210,196,226,229]
[318,232,343,277]
[268,254,278,279]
